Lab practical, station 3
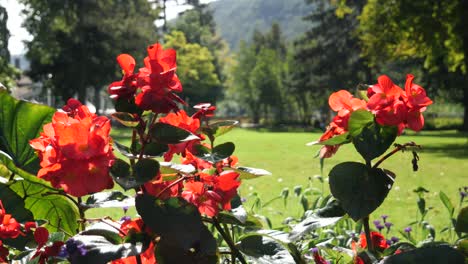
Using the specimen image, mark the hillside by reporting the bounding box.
[209,0,314,50]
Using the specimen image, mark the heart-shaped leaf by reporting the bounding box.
[352,122,398,162]
[329,162,395,221]
[348,110,374,137]
[136,195,218,264]
[133,159,159,182]
[0,91,55,173]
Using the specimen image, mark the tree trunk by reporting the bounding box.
[94,86,101,115]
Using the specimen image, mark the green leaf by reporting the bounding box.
[67,234,147,263]
[194,142,235,163]
[307,132,350,146]
[348,110,374,137]
[159,162,196,174]
[238,230,305,264]
[0,91,56,173]
[352,122,398,162]
[315,198,346,218]
[111,112,139,127]
[439,191,454,217]
[216,206,263,227]
[0,151,55,190]
[85,191,134,208]
[382,245,464,264]
[9,180,79,236]
[136,195,217,263]
[230,166,272,180]
[133,159,159,182]
[288,214,342,241]
[114,98,142,115]
[200,120,239,138]
[143,142,168,157]
[329,162,395,221]
[150,123,199,144]
[455,206,468,233]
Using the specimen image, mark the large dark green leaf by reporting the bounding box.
[133,159,159,183]
[9,180,79,235]
[150,123,199,144]
[238,230,305,264]
[456,206,468,233]
[329,162,395,221]
[352,122,398,162]
[194,142,235,164]
[0,91,55,173]
[110,158,148,191]
[135,195,217,264]
[383,245,464,264]
[113,141,168,159]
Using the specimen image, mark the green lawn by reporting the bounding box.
[89,128,468,240]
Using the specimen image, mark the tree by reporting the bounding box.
[170,4,229,103]
[358,0,468,131]
[21,0,158,110]
[163,31,220,105]
[0,4,19,90]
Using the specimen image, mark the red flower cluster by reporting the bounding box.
[30,99,115,197]
[31,227,64,264]
[367,74,432,132]
[108,43,184,114]
[357,231,389,251]
[111,218,156,264]
[317,74,432,158]
[0,201,22,240]
[182,170,240,217]
[159,110,202,161]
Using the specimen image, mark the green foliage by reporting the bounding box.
[21,0,158,104]
[329,162,395,221]
[0,90,55,173]
[164,31,220,104]
[136,195,218,263]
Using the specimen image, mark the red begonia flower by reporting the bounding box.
[108,54,138,100]
[30,100,115,197]
[159,110,202,161]
[0,201,23,239]
[358,231,389,251]
[111,242,156,264]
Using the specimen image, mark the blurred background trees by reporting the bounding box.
[2,0,466,130]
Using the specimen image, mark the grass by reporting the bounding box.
[88,127,468,240]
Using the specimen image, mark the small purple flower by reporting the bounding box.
[122,206,129,214]
[385,222,393,231]
[310,247,319,254]
[381,215,388,222]
[241,197,247,203]
[59,238,87,261]
[391,236,400,243]
[373,220,381,228]
[386,239,392,245]
[120,215,131,222]
[376,224,385,232]
[404,227,412,233]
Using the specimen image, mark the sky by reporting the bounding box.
[0,0,215,56]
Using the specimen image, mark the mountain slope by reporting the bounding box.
[209,0,314,50]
